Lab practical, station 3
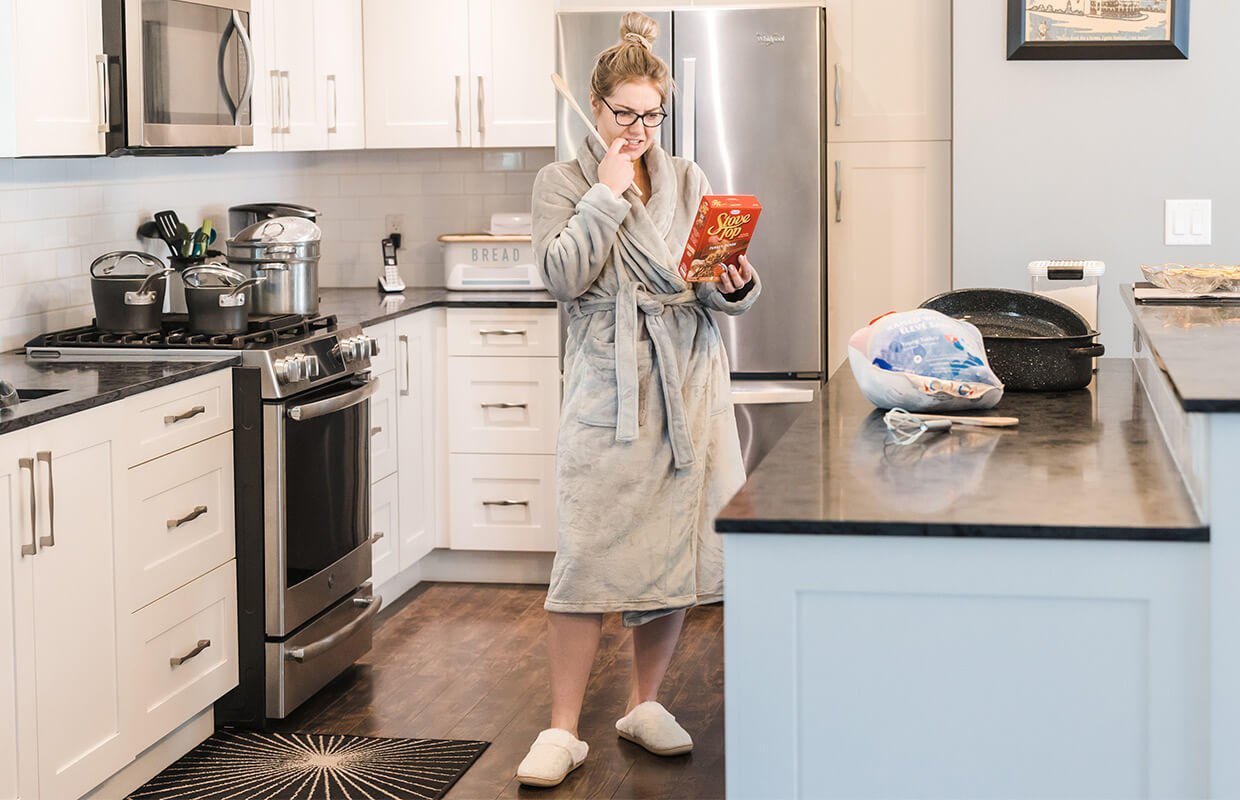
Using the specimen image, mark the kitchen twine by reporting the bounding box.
[624,32,653,50]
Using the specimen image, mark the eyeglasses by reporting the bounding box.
[600,96,667,128]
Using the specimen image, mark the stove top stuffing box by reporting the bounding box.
[27,316,386,723]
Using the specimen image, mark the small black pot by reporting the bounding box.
[182,265,265,335]
[921,288,1105,392]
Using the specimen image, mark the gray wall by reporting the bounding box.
[953,0,1240,356]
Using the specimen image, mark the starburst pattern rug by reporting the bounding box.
[127,730,489,800]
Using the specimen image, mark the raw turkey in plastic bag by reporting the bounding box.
[848,309,1004,411]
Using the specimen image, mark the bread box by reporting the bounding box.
[439,233,544,291]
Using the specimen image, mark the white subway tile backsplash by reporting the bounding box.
[0,145,547,350]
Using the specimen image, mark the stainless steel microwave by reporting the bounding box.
[102,0,254,155]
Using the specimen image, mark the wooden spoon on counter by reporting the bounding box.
[550,72,643,197]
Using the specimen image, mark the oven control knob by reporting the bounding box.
[334,337,359,364]
[275,356,303,384]
[366,336,380,357]
[302,354,322,379]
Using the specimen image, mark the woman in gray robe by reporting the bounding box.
[517,12,760,787]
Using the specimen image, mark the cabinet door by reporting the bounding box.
[315,0,366,149]
[826,0,951,142]
[370,372,398,482]
[13,0,105,155]
[826,141,952,374]
[245,0,279,152]
[370,474,400,588]
[395,313,439,569]
[468,0,555,148]
[272,0,326,151]
[0,433,37,800]
[28,410,132,800]
[363,0,470,148]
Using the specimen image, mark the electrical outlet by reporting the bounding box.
[385,214,403,236]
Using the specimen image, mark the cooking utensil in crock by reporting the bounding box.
[920,288,1105,392]
[89,251,174,333]
[182,264,265,335]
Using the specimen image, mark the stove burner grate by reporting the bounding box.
[26,314,339,351]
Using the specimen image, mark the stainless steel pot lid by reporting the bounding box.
[233,216,321,243]
[90,250,166,279]
[182,263,248,287]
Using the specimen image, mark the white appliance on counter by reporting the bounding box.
[441,233,545,291]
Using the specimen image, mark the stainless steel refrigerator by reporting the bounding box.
[556,6,825,472]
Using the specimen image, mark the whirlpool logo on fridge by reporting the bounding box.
[471,246,524,263]
[755,33,786,46]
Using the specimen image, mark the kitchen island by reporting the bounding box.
[718,358,1215,799]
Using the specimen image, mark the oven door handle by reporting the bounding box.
[286,378,377,422]
[286,594,383,663]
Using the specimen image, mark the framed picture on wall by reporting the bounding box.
[1007,0,1189,60]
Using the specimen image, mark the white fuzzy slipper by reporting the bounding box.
[615,701,694,756]
[516,728,589,787]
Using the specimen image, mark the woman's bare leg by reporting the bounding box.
[547,611,603,736]
[626,609,688,714]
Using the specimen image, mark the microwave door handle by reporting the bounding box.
[233,10,255,124]
[217,13,238,121]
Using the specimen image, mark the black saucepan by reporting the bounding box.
[920,288,1105,392]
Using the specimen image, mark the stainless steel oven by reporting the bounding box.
[263,373,382,718]
[102,0,255,154]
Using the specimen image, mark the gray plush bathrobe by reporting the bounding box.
[532,137,761,621]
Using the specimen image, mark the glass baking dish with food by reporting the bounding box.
[1141,263,1240,293]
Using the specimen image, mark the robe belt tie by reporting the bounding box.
[570,283,700,469]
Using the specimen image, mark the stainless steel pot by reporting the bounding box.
[182,264,265,335]
[89,251,175,333]
[227,217,321,315]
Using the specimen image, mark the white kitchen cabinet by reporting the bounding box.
[448,454,557,552]
[0,431,36,800]
[363,0,553,149]
[826,0,952,143]
[252,0,363,151]
[826,141,952,373]
[0,405,133,800]
[395,311,440,569]
[448,356,560,455]
[370,372,399,483]
[0,0,106,156]
[467,0,556,147]
[370,473,400,588]
[315,0,366,150]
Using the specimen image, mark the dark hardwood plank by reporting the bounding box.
[272,583,725,800]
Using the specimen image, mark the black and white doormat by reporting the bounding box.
[127,730,489,800]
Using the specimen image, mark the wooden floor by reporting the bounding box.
[272,583,726,800]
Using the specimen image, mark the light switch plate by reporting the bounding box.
[1165,199,1212,245]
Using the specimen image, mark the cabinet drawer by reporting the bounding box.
[371,473,400,588]
[364,320,396,376]
[370,371,398,481]
[449,454,556,551]
[127,432,235,612]
[448,356,559,454]
[131,560,238,753]
[447,308,559,357]
[128,370,233,466]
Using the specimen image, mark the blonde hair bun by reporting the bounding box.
[590,11,672,104]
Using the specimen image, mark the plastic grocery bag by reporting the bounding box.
[848,309,1004,411]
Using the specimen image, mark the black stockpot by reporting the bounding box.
[920,288,1105,392]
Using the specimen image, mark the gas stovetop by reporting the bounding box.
[25,314,380,400]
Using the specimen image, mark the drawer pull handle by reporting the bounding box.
[167,505,208,529]
[370,426,383,437]
[164,405,206,425]
[19,458,36,557]
[170,639,211,667]
[36,451,54,548]
[370,531,384,543]
[480,402,527,409]
[483,499,529,507]
[478,328,526,336]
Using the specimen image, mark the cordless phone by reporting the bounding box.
[378,237,406,293]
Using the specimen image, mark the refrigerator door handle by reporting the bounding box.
[834,63,842,126]
[681,57,696,161]
[834,160,843,223]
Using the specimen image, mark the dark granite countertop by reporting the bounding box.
[716,359,1206,541]
[319,287,557,329]
[1123,285,1240,412]
[0,355,239,436]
